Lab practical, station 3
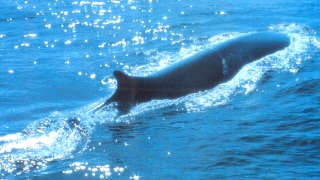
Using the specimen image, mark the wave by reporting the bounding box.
[0,23,318,176]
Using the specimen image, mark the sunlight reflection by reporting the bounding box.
[130,174,140,180]
[63,162,127,179]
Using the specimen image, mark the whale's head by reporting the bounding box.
[248,32,290,60]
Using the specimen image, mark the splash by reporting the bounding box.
[0,110,94,175]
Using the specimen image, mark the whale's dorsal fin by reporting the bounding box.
[91,71,136,113]
[113,70,137,91]
[111,70,138,113]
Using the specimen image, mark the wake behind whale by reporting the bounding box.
[94,32,290,114]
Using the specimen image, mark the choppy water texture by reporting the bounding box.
[1,0,320,179]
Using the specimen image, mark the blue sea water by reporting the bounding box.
[1,0,320,179]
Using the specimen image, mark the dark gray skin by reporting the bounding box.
[94,32,290,114]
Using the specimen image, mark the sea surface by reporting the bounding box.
[1,0,320,179]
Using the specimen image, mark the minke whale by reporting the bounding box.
[94,32,290,114]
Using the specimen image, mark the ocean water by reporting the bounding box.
[1,0,320,179]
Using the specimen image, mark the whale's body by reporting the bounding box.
[95,32,290,113]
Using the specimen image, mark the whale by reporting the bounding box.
[93,32,290,114]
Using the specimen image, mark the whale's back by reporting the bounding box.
[215,32,290,80]
[95,32,291,114]
[216,32,290,61]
